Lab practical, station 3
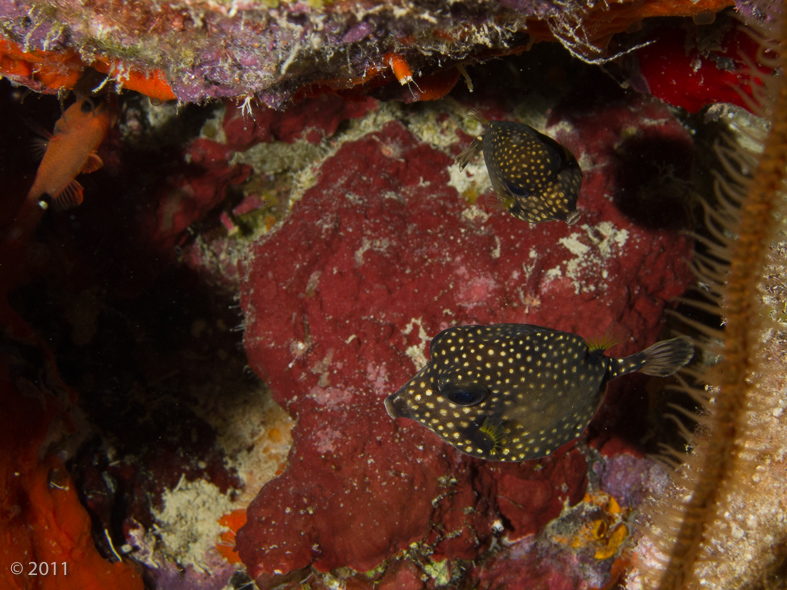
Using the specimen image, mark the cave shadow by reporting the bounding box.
[612,134,697,230]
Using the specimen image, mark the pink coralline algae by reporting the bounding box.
[235,79,695,585]
[492,449,587,542]
[220,94,376,149]
[474,536,594,590]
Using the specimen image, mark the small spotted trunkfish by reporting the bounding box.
[384,324,693,462]
[456,112,583,224]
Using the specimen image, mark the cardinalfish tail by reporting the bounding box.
[45,180,85,212]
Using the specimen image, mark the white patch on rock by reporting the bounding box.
[545,267,563,281]
[314,427,342,455]
[491,236,501,259]
[460,205,491,224]
[198,103,228,144]
[150,477,234,572]
[549,222,631,294]
[148,99,186,133]
[354,236,392,266]
[448,159,489,200]
[366,361,390,394]
[309,385,354,407]
[559,233,591,256]
[402,317,431,371]
[407,107,465,149]
[595,220,630,258]
[230,139,324,178]
[543,120,574,137]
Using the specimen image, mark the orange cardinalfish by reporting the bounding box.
[27,93,117,211]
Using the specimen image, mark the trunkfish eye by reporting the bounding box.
[441,383,489,407]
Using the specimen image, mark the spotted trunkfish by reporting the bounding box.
[384,324,693,462]
[456,112,583,224]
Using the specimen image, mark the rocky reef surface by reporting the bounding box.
[232,81,694,586]
[0,0,745,105]
[0,7,781,590]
